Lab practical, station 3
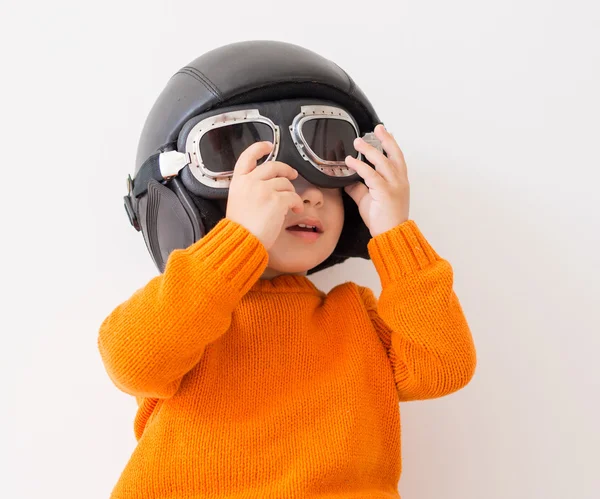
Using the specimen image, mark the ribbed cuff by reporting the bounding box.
[367,220,442,287]
[177,217,269,297]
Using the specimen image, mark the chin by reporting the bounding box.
[265,254,322,275]
[266,244,333,275]
[264,227,341,276]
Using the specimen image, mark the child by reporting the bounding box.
[99,41,476,498]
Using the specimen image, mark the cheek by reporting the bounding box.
[326,191,345,233]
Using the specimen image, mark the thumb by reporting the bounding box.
[344,182,368,206]
[234,141,274,176]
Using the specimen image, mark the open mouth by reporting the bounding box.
[286,223,321,233]
[285,223,322,241]
[285,217,324,242]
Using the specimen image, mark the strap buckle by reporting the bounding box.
[361,132,384,154]
[124,174,141,231]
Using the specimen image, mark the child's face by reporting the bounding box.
[216,174,344,279]
[261,174,344,278]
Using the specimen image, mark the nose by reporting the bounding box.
[291,174,324,208]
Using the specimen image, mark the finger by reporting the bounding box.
[343,181,369,206]
[266,177,295,192]
[254,160,298,181]
[234,141,274,176]
[374,124,407,177]
[279,191,304,214]
[353,136,399,184]
[344,155,387,190]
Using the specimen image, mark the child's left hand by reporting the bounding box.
[343,124,410,238]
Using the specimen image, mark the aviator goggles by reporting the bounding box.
[129,98,384,200]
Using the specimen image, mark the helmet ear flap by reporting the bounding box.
[138,178,205,273]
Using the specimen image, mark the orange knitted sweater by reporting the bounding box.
[98,217,476,499]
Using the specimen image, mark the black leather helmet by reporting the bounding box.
[124,40,384,275]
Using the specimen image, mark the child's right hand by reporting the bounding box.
[225,141,304,251]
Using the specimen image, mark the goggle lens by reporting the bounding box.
[199,122,274,173]
[300,118,359,162]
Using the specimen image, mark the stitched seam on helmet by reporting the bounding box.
[331,61,355,95]
[174,68,215,98]
[183,67,222,98]
[175,68,220,100]
[176,67,223,102]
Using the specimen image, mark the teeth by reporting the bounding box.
[298,223,316,229]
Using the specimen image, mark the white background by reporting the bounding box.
[2,1,599,498]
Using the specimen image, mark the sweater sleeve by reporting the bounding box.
[358,220,477,402]
[97,217,269,399]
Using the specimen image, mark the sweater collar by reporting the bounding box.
[250,274,324,295]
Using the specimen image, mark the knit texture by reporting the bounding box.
[98,217,476,498]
